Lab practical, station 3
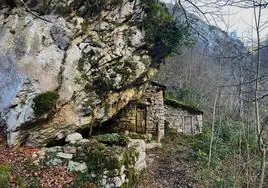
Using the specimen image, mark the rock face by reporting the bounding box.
[0,0,156,147]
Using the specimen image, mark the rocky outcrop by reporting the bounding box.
[33,136,146,187]
[0,0,157,147]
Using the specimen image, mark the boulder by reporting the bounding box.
[67,161,88,173]
[128,139,147,171]
[56,152,73,159]
[65,133,83,144]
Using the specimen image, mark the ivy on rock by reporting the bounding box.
[32,91,59,117]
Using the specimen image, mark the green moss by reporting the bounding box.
[92,73,116,96]
[73,141,121,186]
[0,164,11,188]
[16,176,26,188]
[81,20,90,32]
[72,138,143,187]
[32,91,59,117]
[77,57,85,72]
[94,133,129,146]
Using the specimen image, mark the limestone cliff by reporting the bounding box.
[0,0,163,147]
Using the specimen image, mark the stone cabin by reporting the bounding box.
[110,81,203,140]
[164,99,203,135]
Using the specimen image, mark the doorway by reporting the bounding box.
[136,106,147,133]
[183,116,193,134]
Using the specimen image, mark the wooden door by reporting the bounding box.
[183,116,193,134]
[136,106,146,133]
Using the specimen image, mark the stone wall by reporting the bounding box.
[114,83,165,140]
[164,104,202,134]
[140,84,165,140]
[34,133,146,187]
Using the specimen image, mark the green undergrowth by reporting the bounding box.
[162,123,195,147]
[189,118,262,187]
[160,121,251,187]
[141,0,190,66]
[32,91,59,117]
[0,164,11,188]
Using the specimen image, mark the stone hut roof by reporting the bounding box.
[150,81,167,90]
[164,98,204,115]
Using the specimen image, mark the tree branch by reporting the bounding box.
[18,0,53,23]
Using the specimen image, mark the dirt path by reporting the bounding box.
[138,144,200,188]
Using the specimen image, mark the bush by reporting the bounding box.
[0,164,11,188]
[141,0,189,66]
[32,91,59,117]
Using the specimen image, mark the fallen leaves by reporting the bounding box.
[0,130,74,187]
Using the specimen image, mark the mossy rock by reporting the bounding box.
[73,138,141,187]
[94,133,129,146]
[32,91,59,117]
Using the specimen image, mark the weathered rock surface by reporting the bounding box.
[0,0,156,147]
[65,133,83,144]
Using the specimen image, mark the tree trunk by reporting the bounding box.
[259,149,266,188]
[208,89,218,167]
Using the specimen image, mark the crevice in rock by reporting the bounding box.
[56,47,69,95]
[76,126,92,138]
[46,137,67,147]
